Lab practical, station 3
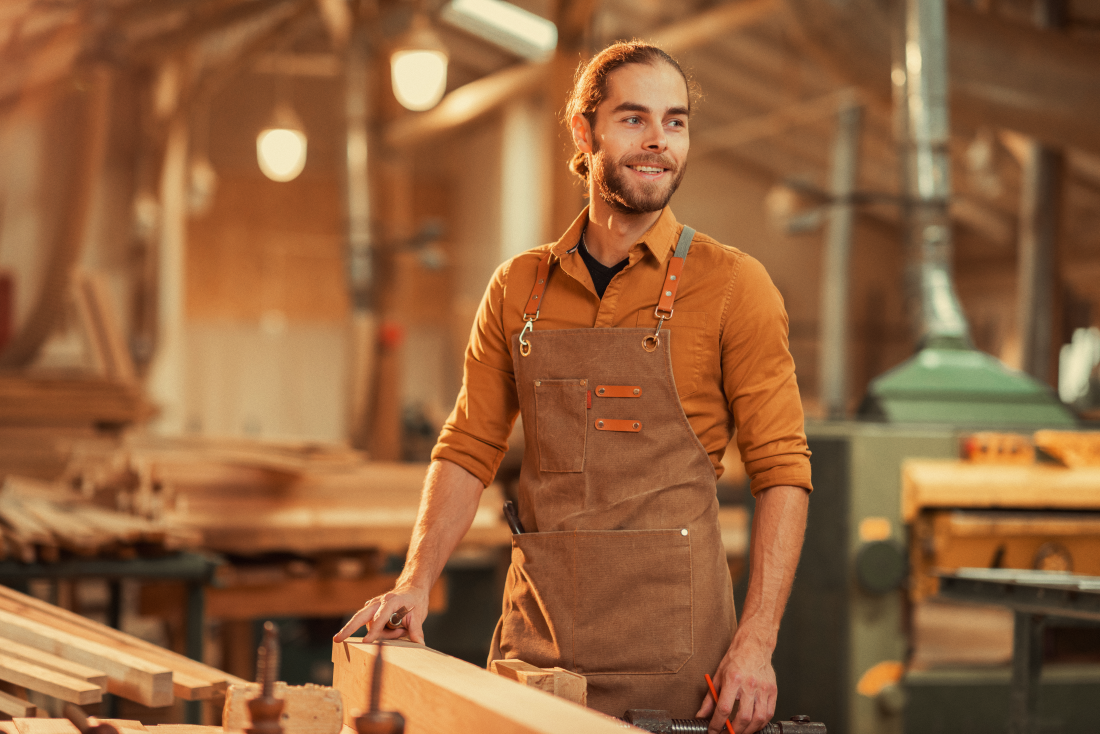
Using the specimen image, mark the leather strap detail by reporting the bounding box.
[655,226,695,318]
[523,251,553,319]
[594,419,642,432]
[594,385,642,398]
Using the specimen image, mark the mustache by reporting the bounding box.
[619,155,677,170]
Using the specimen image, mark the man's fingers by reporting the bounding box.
[709,680,739,734]
[695,692,715,719]
[730,688,757,734]
[407,609,426,644]
[332,602,380,642]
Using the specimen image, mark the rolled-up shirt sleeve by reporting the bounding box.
[720,255,813,496]
[430,261,520,487]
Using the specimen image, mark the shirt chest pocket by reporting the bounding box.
[636,310,708,398]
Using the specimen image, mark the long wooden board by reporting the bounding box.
[0,690,35,717]
[0,609,172,706]
[0,652,102,704]
[0,584,244,699]
[333,640,629,734]
[902,460,1100,521]
[0,634,107,687]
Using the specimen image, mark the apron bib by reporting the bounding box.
[487,226,736,718]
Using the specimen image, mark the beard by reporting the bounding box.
[590,142,686,215]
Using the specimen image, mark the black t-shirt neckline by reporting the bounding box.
[578,235,628,299]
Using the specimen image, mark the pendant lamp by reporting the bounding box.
[390,14,449,112]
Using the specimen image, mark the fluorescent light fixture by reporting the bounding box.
[441,0,557,60]
[391,49,449,111]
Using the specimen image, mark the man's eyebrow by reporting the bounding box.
[610,102,691,117]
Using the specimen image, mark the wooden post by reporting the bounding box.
[1016,0,1066,387]
[819,94,863,419]
[146,111,190,434]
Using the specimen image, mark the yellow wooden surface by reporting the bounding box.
[334,640,631,734]
[902,460,1100,522]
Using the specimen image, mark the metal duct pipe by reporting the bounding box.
[897,0,970,349]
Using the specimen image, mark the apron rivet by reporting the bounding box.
[633,423,639,429]
[597,421,604,428]
[633,388,640,395]
[580,380,586,386]
[681,529,688,536]
[597,388,605,395]
[535,380,541,386]
[665,290,672,297]
[670,275,676,281]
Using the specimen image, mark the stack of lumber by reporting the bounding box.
[0,583,245,716]
[0,374,151,428]
[1,722,223,734]
[0,476,200,563]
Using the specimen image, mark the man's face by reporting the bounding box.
[586,62,690,214]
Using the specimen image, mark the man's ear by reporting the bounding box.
[570,113,594,154]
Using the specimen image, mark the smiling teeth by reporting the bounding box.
[632,166,663,173]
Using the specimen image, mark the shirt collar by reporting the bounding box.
[550,206,682,265]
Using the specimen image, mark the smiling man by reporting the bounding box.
[335,42,812,734]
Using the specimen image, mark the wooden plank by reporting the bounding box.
[1034,430,1100,468]
[78,272,138,384]
[490,660,586,706]
[145,727,223,734]
[0,610,173,707]
[0,653,102,704]
[0,637,108,686]
[12,720,80,734]
[98,722,147,734]
[0,690,35,718]
[0,585,243,700]
[902,460,1100,521]
[222,683,342,734]
[206,574,446,622]
[333,640,627,734]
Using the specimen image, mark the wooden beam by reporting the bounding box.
[0,610,173,707]
[0,637,108,687]
[205,573,447,621]
[0,653,102,705]
[12,720,80,734]
[385,63,548,149]
[693,88,862,155]
[0,690,35,718]
[645,0,780,52]
[333,640,634,734]
[0,584,241,701]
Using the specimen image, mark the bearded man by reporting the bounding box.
[335,41,812,734]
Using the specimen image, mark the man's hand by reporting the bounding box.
[333,583,431,645]
[697,484,808,734]
[696,633,777,734]
[331,459,485,648]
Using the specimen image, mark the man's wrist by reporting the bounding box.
[732,618,778,654]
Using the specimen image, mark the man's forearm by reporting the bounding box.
[736,484,809,649]
[398,458,486,592]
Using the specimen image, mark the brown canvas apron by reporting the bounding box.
[487,226,736,718]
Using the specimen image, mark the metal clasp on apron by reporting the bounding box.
[518,315,537,357]
[643,306,672,352]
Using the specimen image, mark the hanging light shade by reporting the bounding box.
[391,14,449,112]
[257,102,307,182]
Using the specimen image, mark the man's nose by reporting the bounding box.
[644,127,667,152]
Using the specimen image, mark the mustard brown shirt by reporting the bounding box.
[431,206,813,496]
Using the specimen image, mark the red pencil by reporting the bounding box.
[704,674,736,734]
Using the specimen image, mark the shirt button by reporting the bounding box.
[670,275,677,281]
[665,290,672,297]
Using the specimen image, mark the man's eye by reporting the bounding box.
[668,119,686,128]
[624,116,640,124]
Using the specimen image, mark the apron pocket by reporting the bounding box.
[573,528,693,675]
[534,379,587,472]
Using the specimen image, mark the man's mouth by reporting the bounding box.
[627,164,668,178]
